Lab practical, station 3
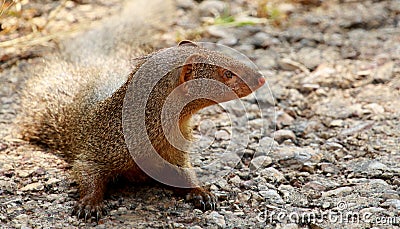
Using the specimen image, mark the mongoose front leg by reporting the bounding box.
[166,164,217,210]
[71,160,109,221]
[140,154,218,210]
[185,187,217,211]
[177,169,217,210]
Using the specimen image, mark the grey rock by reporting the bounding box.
[319,163,339,174]
[322,187,352,197]
[276,111,294,128]
[329,119,344,127]
[0,180,17,193]
[272,146,322,169]
[259,167,286,183]
[273,129,296,144]
[188,226,203,229]
[297,47,322,70]
[276,223,299,229]
[199,0,227,17]
[249,156,272,170]
[14,213,29,222]
[17,170,33,178]
[367,161,389,171]
[118,207,128,214]
[237,191,251,202]
[46,194,61,201]
[45,178,61,185]
[303,181,327,191]
[382,199,400,210]
[257,137,278,154]
[206,25,232,39]
[229,175,242,185]
[382,191,399,200]
[218,37,238,46]
[20,182,44,191]
[215,130,230,140]
[249,119,264,129]
[373,61,394,82]
[363,103,385,114]
[279,185,309,206]
[176,0,196,9]
[251,32,276,48]
[278,58,310,73]
[259,189,284,204]
[324,141,343,150]
[207,211,226,228]
[256,51,278,69]
[359,207,386,214]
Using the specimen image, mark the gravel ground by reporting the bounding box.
[1,0,399,228]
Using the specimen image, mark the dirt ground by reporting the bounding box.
[0,0,399,228]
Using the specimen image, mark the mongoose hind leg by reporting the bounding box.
[71,160,109,221]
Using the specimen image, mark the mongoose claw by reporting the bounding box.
[186,187,217,211]
[72,201,105,221]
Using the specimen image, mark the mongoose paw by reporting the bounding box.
[72,200,106,222]
[186,187,217,211]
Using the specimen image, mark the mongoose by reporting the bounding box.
[15,2,266,222]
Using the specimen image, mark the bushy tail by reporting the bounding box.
[16,0,174,150]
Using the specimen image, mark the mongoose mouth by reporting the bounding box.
[236,73,266,98]
[258,77,266,87]
[248,75,265,93]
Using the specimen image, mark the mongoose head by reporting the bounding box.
[177,40,265,103]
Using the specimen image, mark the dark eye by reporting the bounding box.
[224,70,233,79]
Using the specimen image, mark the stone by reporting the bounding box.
[363,103,384,114]
[297,47,322,70]
[0,180,17,193]
[367,161,388,171]
[373,62,394,83]
[237,192,251,202]
[259,167,286,183]
[329,119,344,127]
[20,182,44,191]
[176,0,196,9]
[229,175,242,185]
[256,52,278,69]
[207,211,226,228]
[322,187,352,197]
[45,178,61,185]
[382,199,400,210]
[276,111,294,128]
[258,137,278,153]
[249,156,273,170]
[273,129,296,144]
[215,130,230,140]
[199,0,227,17]
[259,189,284,204]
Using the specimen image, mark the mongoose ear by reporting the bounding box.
[179,64,193,85]
[179,54,206,83]
[178,40,198,47]
[184,53,207,65]
[179,54,207,85]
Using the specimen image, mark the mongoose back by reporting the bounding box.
[16,1,266,221]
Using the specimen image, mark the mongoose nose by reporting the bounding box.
[258,77,265,86]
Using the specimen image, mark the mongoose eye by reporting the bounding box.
[224,70,233,79]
